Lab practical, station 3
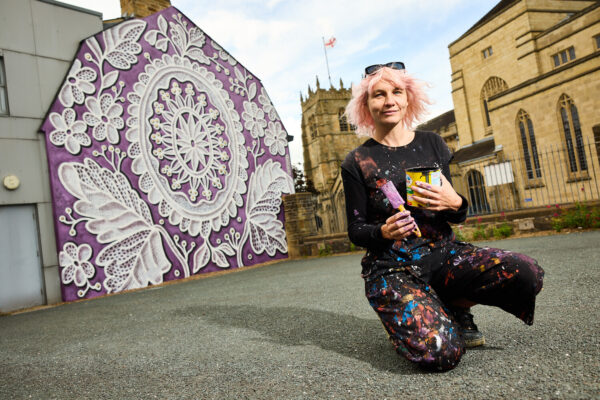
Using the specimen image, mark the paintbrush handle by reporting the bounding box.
[397,205,421,237]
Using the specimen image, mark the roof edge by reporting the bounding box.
[449,0,520,48]
[36,0,103,18]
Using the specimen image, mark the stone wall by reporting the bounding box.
[283,193,318,258]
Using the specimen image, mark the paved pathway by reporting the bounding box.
[1,231,599,399]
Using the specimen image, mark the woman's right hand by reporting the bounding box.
[381,211,417,240]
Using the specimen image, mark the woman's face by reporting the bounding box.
[367,79,408,130]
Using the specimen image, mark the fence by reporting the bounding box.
[452,138,600,216]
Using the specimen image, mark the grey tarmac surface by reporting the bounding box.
[1,231,599,400]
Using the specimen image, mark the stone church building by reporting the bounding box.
[300,77,364,235]
[299,0,600,239]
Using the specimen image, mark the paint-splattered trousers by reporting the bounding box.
[364,241,544,371]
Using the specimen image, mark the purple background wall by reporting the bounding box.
[40,7,294,302]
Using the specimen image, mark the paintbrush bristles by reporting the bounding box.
[380,181,405,209]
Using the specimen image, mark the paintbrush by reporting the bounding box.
[377,178,421,237]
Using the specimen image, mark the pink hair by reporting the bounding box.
[345,67,431,137]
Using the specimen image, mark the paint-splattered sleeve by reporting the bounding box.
[341,164,393,252]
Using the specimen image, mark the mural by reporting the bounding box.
[41,7,294,302]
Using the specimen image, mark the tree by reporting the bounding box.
[292,164,318,194]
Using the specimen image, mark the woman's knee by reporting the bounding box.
[394,329,465,372]
[415,332,465,372]
[503,253,544,295]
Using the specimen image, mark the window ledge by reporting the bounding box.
[566,174,591,183]
[524,179,545,189]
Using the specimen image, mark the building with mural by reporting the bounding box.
[1,0,294,312]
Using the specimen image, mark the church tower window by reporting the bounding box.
[338,108,349,131]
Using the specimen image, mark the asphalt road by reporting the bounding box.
[1,231,599,399]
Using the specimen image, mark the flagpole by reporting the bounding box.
[322,36,333,87]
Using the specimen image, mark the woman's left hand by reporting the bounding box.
[409,174,463,211]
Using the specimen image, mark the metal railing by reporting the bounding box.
[451,139,600,216]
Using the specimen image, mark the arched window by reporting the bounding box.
[338,108,349,132]
[309,115,317,139]
[466,170,490,215]
[480,77,508,134]
[558,94,587,173]
[516,110,541,180]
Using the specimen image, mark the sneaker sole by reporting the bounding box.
[465,336,485,348]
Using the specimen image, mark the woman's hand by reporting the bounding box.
[409,174,463,211]
[381,210,417,240]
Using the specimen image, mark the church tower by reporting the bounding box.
[300,77,364,233]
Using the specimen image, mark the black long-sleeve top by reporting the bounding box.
[341,131,468,279]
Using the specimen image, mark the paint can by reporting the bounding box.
[406,167,442,207]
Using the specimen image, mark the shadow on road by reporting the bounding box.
[175,303,421,374]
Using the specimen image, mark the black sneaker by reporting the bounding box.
[452,308,485,348]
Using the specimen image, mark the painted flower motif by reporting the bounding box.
[258,87,279,121]
[242,101,266,138]
[160,90,171,101]
[151,118,162,130]
[151,132,163,144]
[49,108,91,154]
[161,165,173,176]
[154,102,165,114]
[59,59,97,107]
[185,83,195,96]
[126,55,247,237]
[59,242,95,287]
[264,121,287,156]
[83,94,124,143]
[170,82,182,96]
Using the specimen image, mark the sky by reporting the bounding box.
[61,0,500,169]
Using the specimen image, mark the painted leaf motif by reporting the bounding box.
[157,15,168,33]
[155,38,169,52]
[248,82,257,101]
[187,48,210,64]
[192,242,210,274]
[144,29,159,45]
[104,20,146,69]
[246,160,294,256]
[85,37,103,63]
[98,229,170,293]
[211,245,230,268]
[234,67,246,85]
[58,159,171,293]
[102,71,119,90]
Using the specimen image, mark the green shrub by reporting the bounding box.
[551,203,600,232]
[319,244,332,257]
[471,224,491,241]
[493,222,513,238]
[452,226,467,241]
